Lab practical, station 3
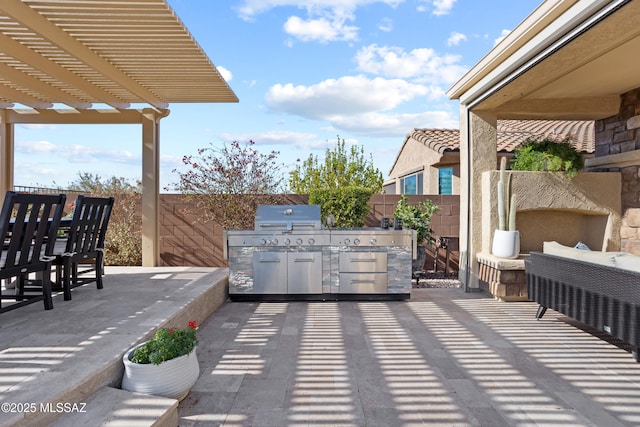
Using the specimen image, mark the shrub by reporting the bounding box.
[393,196,439,245]
[309,186,373,228]
[169,140,286,230]
[511,137,584,178]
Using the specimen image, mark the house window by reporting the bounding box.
[400,172,423,195]
[438,167,453,195]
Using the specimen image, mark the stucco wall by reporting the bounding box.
[481,171,621,254]
[594,87,640,254]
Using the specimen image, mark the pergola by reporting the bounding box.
[447,0,640,288]
[0,0,238,266]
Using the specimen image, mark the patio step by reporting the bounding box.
[50,387,178,427]
[0,267,229,427]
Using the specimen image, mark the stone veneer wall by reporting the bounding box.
[159,193,460,268]
[594,87,640,255]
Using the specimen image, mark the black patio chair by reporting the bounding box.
[0,191,66,313]
[53,195,114,300]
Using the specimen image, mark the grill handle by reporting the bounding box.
[258,223,317,228]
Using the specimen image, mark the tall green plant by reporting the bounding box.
[497,157,516,231]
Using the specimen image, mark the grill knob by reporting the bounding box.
[260,238,267,245]
[308,238,315,245]
[284,238,291,245]
[296,238,303,245]
[353,238,360,245]
[344,238,351,245]
[370,238,377,245]
[271,238,278,245]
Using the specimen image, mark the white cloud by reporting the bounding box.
[216,66,233,82]
[432,0,457,15]
[265,75,429,119]
[377,17,393,32]
[330,111,459,136]
[447,31,467,46]
[495,29,511,45]
[16,140,56,153]
[236,0,402,42]
[355,44,467,85]
[417,0,457,15]
[236,0,403,21]
[218,130,326,151]
[284,14,358,42]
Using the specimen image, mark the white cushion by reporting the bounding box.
[542,241,621,267]
[613,253,640,273]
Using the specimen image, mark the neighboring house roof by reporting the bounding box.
[406,120,594,155]
[389,119,594,176]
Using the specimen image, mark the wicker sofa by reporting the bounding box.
[525,242,640,362]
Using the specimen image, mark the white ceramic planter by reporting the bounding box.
[121,344,200,401]
[491,229,520,259]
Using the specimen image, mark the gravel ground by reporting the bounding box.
[412,270,462,288]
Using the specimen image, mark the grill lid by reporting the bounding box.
[254,205,322,231]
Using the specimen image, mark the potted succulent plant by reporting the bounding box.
[393,196,439,272]
[122,320,200,401]
[491,157,520,258]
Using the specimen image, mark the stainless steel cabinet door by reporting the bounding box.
[252,251,287,294]
[287,252,323,294]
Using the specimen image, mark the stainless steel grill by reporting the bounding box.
[225,204,415,301]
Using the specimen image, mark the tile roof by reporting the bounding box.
[408,120,594,154]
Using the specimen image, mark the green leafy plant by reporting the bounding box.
[309,186,373,228]
[511,137,584,178]
[393,196,439,245]
[130,321,199,365]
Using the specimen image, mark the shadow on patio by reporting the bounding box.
[181,288,640,426]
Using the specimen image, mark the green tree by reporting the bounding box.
[289,136,383,227]
[169,140,287,230]
[67,172,142,266]
[289,136,383,194]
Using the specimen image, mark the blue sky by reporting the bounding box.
[14,0,542,191]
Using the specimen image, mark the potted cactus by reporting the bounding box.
[491,157,520,258]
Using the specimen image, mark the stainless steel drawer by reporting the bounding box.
[339,273,387,293]
[339,251,387,273]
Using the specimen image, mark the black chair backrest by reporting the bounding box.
[0,191,66,276]
[66,195,114,256]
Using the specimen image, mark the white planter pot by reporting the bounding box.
[122,344,200,401]
[491,229,520,259]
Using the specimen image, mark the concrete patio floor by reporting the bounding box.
[1,268,639,426]
[180,288,640,427]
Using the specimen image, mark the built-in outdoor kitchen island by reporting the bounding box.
[224,205,415,301]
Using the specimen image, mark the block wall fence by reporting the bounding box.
[158,193,460,270]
